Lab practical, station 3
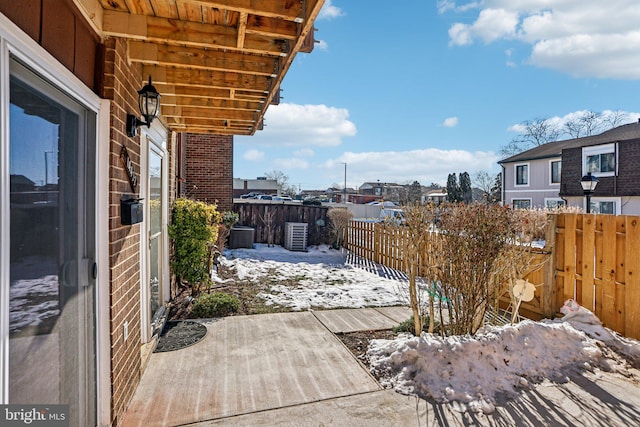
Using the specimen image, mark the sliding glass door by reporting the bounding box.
[7,58,96,426]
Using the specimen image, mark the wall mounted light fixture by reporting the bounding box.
[126,76,161,137]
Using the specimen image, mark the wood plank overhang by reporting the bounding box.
[74,0,323,135]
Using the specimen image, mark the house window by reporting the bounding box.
[589,198,620,215]
[583,144,615,177]
[512,199,531,209]
[545,198,565,209]
[515,164,529,186]
[550,160,561,184]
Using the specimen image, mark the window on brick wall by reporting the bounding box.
[583,144,615,177]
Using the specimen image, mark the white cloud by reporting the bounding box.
[442,116,459,127]
[243,149,264,161]
[315,39,329,51]
[437,1,481,14]
[324,148,499,187]
[443,2,640,79]
[237,103,356,148]
[449,8,518,46]
[318,0,345,20]
[273,158,310,170]
[294,148,315,157]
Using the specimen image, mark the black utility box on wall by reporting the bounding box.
[121,198,143,225]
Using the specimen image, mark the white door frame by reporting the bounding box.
[139,121,169,343]
[0,12,110,426]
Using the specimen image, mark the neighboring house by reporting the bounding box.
[358,181,406,203]
[0,2,323,426]
[233,178,279,198]
[499,121,640,214]
[424,189,447,205]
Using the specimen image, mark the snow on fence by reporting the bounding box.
[346,214,640,340]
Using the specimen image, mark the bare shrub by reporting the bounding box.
[399,202,440,335]
[428,203,542,336]
[328,208,354,249]
[260,206,276,247]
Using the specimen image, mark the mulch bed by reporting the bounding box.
[154,320,208,353]
[336,329,398,367]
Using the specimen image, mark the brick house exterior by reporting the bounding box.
[181,133,233,212]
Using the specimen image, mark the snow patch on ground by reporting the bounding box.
[223,244,407,310]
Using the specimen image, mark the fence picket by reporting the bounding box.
[624,216,640,339]
[581,215,596,311]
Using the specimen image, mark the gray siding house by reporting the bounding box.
[499,122,640,214]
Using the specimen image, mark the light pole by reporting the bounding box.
[580,172,599,214]
[342,162,347,203]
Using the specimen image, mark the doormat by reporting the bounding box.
[154,320,207,353]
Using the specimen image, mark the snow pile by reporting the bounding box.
[222,244,407,310]
[560,299,640,367]
[367,301,640,414]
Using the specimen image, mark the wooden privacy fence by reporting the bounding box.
[345,214,640,340]
[551,213,640,340]
[345,220,552,321]
[233,202,330,246]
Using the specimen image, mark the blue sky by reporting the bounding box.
[234,1,640,191]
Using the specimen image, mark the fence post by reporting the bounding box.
[542,213,558,318]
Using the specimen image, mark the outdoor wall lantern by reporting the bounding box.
[126,76,161,137]
[580,172,599,213]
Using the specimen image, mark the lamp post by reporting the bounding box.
[580,172,599,213]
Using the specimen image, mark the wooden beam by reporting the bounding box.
[186,0,303,21]
[162,105,258,121]
[103,10,289,55]
[127,41,278,76]
[152,84,230,99]
[246,14,298,40]
[142,65,272,92]
[161,95,261,110]
[237,11,248,48]
[255,0,324,122]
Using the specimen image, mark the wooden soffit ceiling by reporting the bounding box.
[75,0,323,135]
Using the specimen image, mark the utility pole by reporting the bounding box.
[342,162,347,203]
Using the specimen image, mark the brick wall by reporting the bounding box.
[182,133,234,212]
[100,36,144,427]
[560,140,640,198]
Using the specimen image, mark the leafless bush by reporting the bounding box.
[399,202,439,335]
[327,208,354,249]
[260,207,276,247]
[427,203,542,336]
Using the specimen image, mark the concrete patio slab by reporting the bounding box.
[166,369,640,427]
[121,312,380,427]
[313,308,407,333]
[373,306,412,324]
